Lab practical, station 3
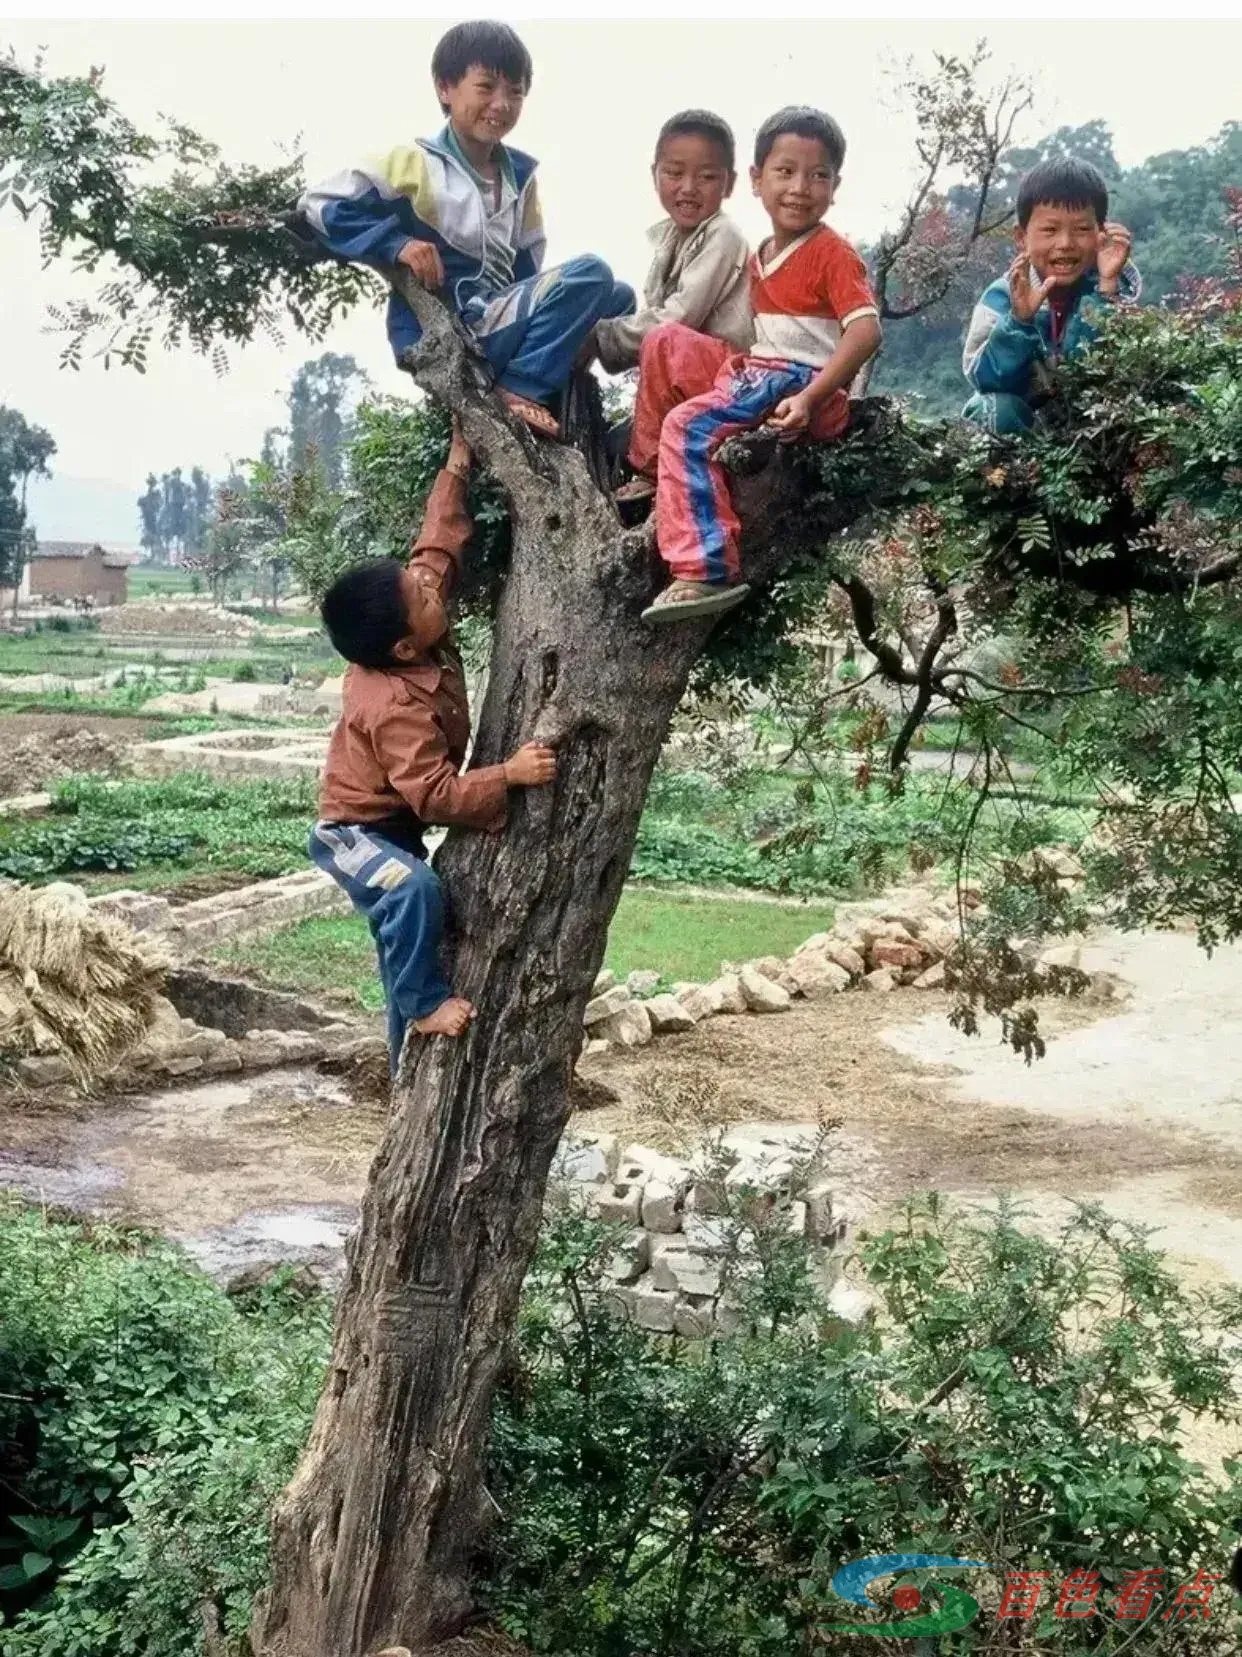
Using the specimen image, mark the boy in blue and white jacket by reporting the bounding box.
[962,158,1140,435]
[299,21,635,437]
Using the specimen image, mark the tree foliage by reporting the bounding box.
[0,52,374,369]
[0,405,56,593]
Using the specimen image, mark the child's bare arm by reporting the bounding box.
[768,315,882,440]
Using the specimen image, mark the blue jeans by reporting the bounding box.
[467,255,635,404]
[309,822,451,1075]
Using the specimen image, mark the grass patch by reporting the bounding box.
[217,915,384,1013]
[605,888,832,981]
[214,889,836,1010]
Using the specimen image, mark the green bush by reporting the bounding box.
[0,1205,330,1654]
[1,1199,1239,1655]
[487,1198,1242,1656]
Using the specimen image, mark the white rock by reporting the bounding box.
[626,969,662,997]
[606,1229,650,1285]
[620,1144,689,1184]
[785,957,850,1000]
[681,1212,732,1254]
[649,1236,722,1297]
[863,969,896,993]
[592,968,618,995]
[824,942,867,978]
[749,955,787,984]
[739,965,791,1014]
[913,961,946,989]
[554,1134,616,1184]
[645,993,696,1034]
[580,1038,610,1060]
[1038,942,1084,971]
[625,1277,677,1333]
[673,985,715,1024]
[591,1180,643,1225]
[803,1178,835,1240]
[825,1279,878,1331]
[705,973,748,1014]
[794,932,834,955]
[673,1300,714,1339]
[596,1001,653,1049]
[641,1178,684,1234]
[1034,845,1085,882]
[584,984,632,1026]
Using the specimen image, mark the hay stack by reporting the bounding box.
[0,881,171,1077]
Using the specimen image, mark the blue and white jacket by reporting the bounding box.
[962,261,1142,402]
[299,126,546,360]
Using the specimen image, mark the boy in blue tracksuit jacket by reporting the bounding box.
[298,21,635,437]
[962,158,1140,436]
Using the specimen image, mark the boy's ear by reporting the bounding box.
[723,170,737,198]
[1012,225,1028,252]
[391,635,420,662]
[749,164,762,195]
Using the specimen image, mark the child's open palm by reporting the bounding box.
[1008,254,1057,323]
[1097,222,1133,291]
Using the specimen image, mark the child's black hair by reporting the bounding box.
[754,106,846,173]
[655,109,736,174]
[1016,158,1108,229]
[321,561,408,670]
[431,20,533,108]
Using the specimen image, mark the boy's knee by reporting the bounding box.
[639,321,684,372]
[564,253,613,291]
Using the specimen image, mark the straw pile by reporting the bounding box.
[0,881,171,1078]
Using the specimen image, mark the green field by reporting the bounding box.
[127,566,199,598]
[214,888,836,1013]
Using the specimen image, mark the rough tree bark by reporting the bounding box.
[253,279,901,1657]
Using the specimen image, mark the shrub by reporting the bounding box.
[0,1205,330,1654]
[484,1198,1242,1656]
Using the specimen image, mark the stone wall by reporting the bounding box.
[89,869,349,956]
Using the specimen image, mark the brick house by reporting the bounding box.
[23,542,131,606]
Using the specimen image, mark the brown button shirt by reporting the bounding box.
[318,469,508,832]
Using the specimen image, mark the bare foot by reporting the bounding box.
[412,996,476,1037]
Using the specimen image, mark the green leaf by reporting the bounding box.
[19,1552,53,1580]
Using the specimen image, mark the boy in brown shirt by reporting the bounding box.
[312,424,555,1068]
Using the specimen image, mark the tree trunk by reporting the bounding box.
[255,283,892,1657]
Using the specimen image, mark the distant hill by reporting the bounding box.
[26,471,142,551]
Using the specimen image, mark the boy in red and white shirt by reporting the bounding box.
[634,106,881,625]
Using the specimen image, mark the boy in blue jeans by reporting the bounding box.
[312,425,555,1071]
[962,157,1139,434]
[299,20,634,437]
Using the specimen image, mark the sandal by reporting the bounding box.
[614,476,656,504]
[500,390,560,438]
[641,580,752,627]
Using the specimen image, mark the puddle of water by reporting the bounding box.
[0,1150,124,1208]
[178,1203,358,1285]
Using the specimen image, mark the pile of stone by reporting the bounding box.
[99,601,262,638]
[581,860,1089,1053]
[549,1126,873,1338]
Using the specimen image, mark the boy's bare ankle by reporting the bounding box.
[411,996,476,1038]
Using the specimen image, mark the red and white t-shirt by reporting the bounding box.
[749,224,878,369]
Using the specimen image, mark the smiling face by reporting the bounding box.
[653,132,735,232]
[751,133,837,245]
[1018,202,1102,287]
[435,64,526,150]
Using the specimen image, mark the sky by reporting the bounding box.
[3,15,1240,545]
